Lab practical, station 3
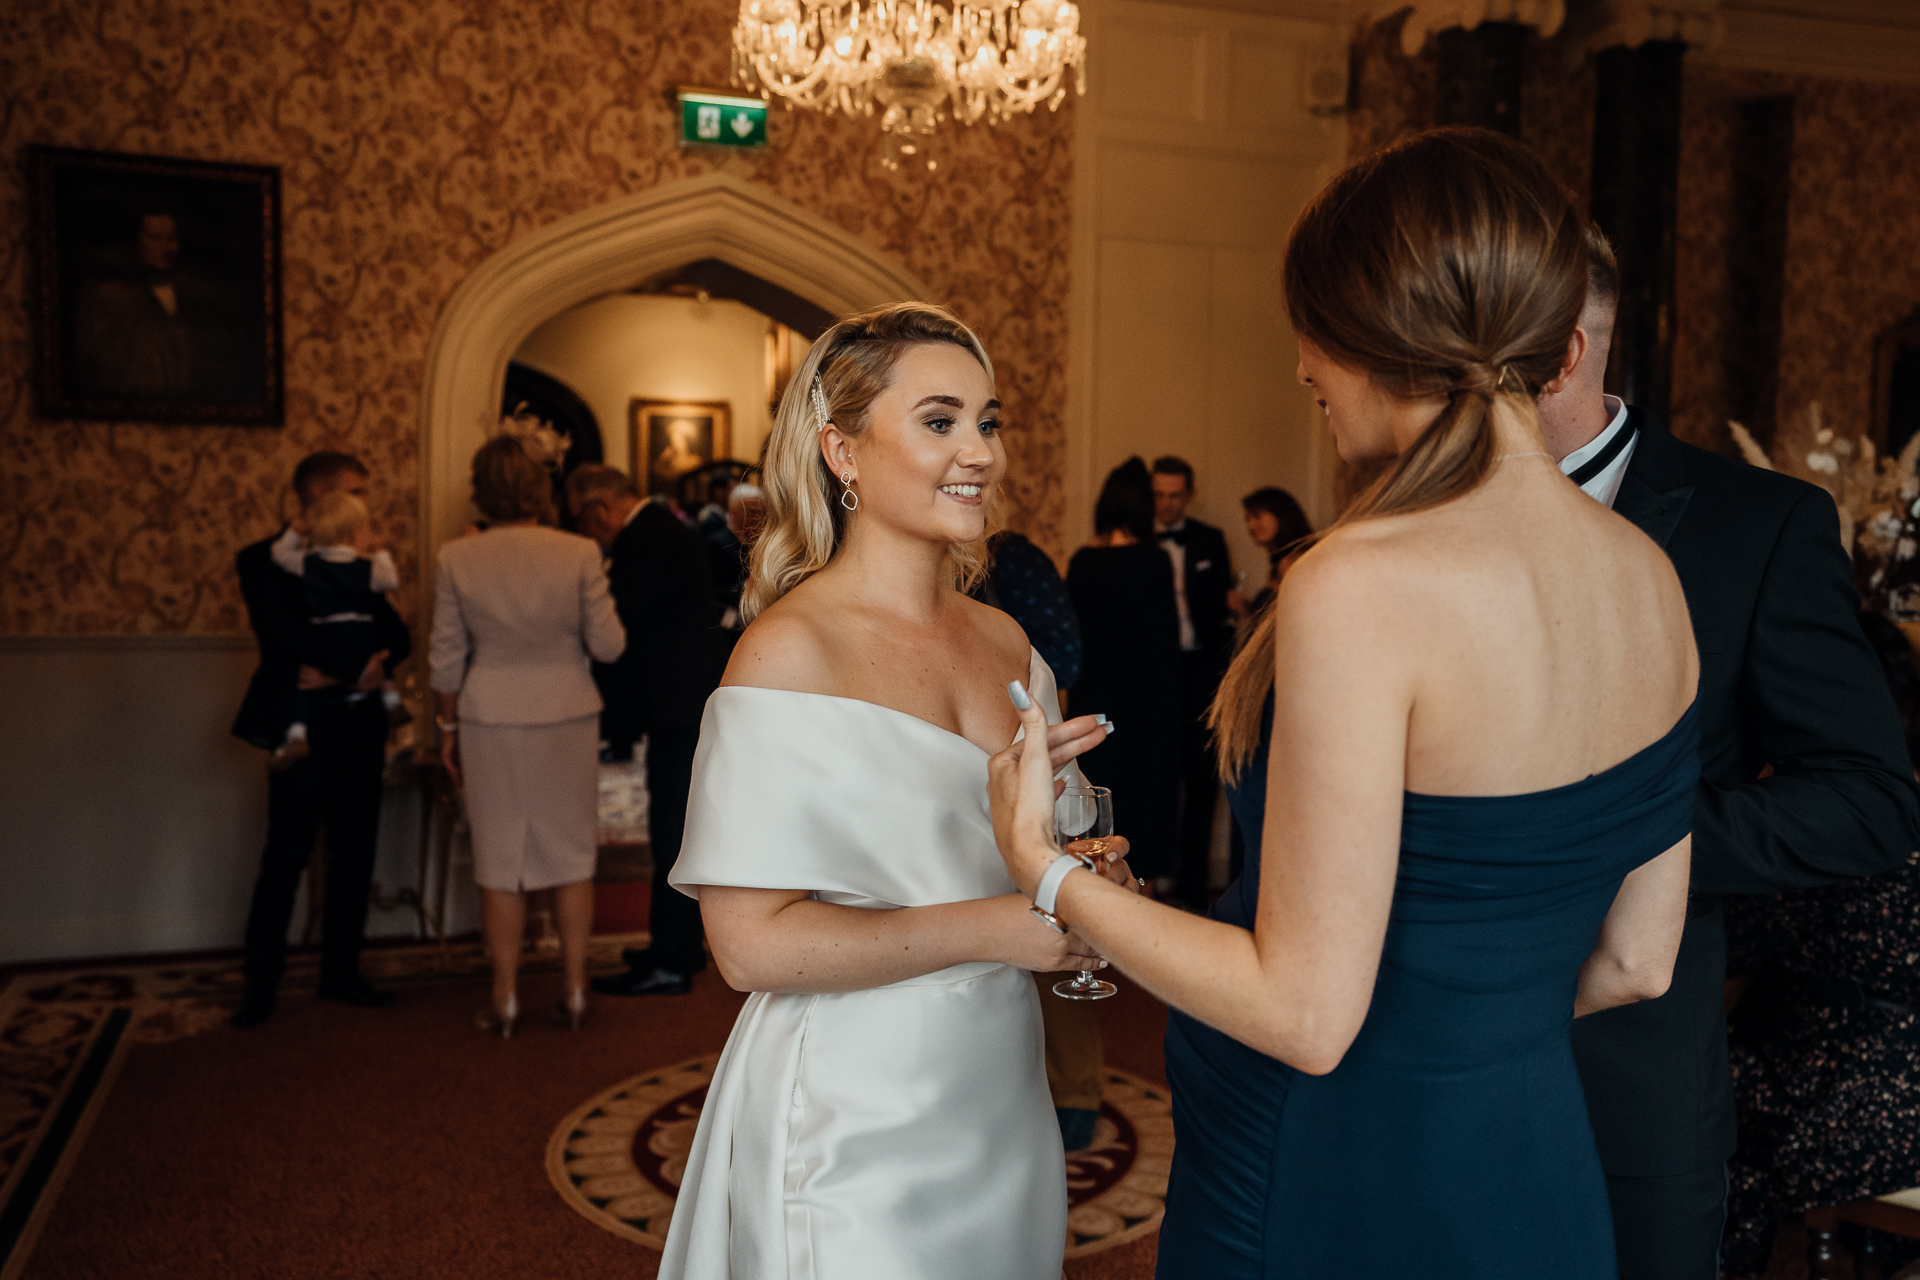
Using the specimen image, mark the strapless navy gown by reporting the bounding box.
[1159,699,1699,1278]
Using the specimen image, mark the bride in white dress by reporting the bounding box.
[660,302,1129,1280]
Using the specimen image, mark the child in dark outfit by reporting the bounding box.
[268,491,407,769]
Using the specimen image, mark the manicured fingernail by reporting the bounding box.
[1093,714,1109,725]
[1098,960,1108,969]
[1008,680,1032,711]
[1102,723,1117,737]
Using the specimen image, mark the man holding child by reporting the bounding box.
[230,452,411,1028]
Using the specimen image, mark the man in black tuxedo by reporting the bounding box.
[1542,233,1920,1279]
[1151,456,1235,906]
[566,465,727,995]
[231,452,412,1027]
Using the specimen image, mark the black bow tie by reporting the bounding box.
[1566,421,1639,487]
[1158,527,1186,545]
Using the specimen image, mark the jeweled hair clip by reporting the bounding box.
[810,377,831,433]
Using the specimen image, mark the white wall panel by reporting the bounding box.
[1067,0,1345,546]
[1226,36,1299,136]
[1096,22,1208,123]
[1096,143,1302,249]
[0,640,458,964]
[1091,239,1214,478]
[1207,246,1318,543]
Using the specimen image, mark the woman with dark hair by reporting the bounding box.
[1064,457,1182,885]
[987,127,1698,1276]
[1233,485,1314,619]
[431,435,625,1037]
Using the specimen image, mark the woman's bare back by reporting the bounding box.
[1316,460,1697,798]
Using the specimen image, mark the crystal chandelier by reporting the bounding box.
[731,0,1088,169]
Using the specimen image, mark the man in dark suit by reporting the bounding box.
[231,452,412,1028]
[1152,456,1235,906]
[1541,232,1920,1279]
[566,464,727,995]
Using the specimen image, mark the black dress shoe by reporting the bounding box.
[591,967,692,997]
[230,991,276,1029]
[316,977,396,1008]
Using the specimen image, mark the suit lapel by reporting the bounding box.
[1612,407,1695,550]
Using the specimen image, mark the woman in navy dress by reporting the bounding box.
[986,127,1701,1278]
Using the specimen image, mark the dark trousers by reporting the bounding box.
[1604,1166,1728,1280]
[646,725,707,975]
[241,696,389,994]
[1173,651,1222,904]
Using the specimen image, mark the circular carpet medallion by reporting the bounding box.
[547,1055,1173,1258]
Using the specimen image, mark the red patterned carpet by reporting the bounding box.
[0,942,1168,1280]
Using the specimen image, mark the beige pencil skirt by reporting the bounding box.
[460,714,600,892]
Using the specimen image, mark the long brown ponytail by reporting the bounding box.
[1209,127,1588,777]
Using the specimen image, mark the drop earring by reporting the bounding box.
[840,471,859,512]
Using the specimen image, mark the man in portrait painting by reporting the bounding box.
[70,207,254,404]
[30,146,280,423]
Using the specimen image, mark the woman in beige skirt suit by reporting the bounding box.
[432,436,625,1036]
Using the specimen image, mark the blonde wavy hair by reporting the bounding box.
[740,302,1001,623]
[1209,127,1588,778]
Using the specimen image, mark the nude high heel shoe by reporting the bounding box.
[475,991,519,1039]
[552,987,588,1031]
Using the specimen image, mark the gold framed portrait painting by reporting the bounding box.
[630,399,732,493]
[29,145,284,424]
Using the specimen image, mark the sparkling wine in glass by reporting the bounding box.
[1053,784,1117,1001]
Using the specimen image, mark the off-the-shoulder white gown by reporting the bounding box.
[660,649,1072,1280]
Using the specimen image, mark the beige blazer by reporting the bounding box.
[430,525,626,726]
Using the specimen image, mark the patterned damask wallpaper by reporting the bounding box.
[0,0,1074,636]
[1344,18,1920,465]
[1742,70,1920,461]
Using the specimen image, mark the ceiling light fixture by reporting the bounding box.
[731,0,1088,170]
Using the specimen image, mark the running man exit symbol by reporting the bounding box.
[676,88,770,149]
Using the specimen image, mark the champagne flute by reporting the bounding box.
[1053,784,1118,1001]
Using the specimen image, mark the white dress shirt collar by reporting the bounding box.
[1559,395,1635,509]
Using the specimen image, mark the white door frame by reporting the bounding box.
[417,171,929,596]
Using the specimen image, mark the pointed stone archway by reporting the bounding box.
[418,171,929,563]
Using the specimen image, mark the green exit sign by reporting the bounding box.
[677,89,768,149]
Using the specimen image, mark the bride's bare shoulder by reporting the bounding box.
[952,589,1034,668]
[722,589,837,693]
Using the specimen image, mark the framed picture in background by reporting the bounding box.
[630,399,732,495]
[28,146,283,424]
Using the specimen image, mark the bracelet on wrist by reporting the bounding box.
[1028,904,1068,934]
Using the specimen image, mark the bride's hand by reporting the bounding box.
[1066,835,1140,894]
[986,894,1110,973]
[988,680,1106,897]
[1041,713,1110,771]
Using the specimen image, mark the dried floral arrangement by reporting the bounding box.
[1729,404,1920,620]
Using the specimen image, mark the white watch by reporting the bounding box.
[1035,851,1094,916]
